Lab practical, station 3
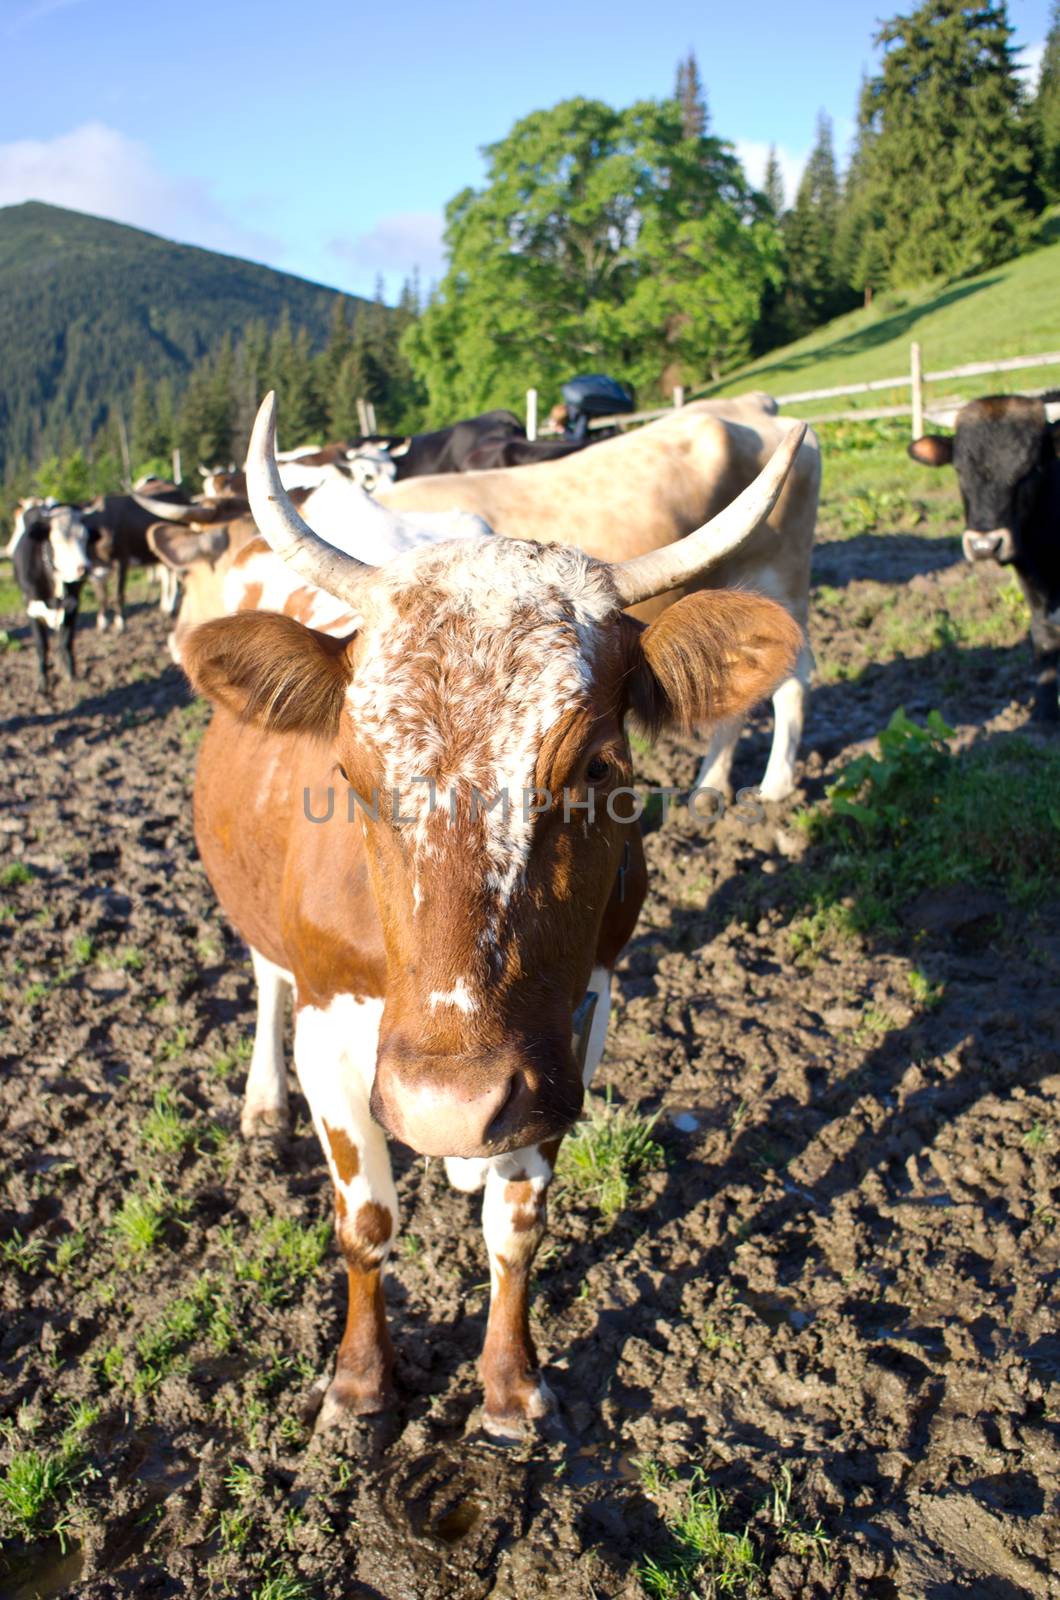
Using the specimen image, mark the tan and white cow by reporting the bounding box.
[180,394,804,1437]
[377,394,821,801]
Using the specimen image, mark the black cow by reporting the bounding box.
[81,480,186,628]
[910,395,1060,722]
[11,503,91,691]
[346,408,608,491]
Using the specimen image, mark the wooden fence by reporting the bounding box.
[529,345,1060,439]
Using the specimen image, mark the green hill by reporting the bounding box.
[705,222,1060,416]
[0,201,367,478]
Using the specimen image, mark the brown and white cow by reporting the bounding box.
[181,394,804,1438]
[377,394,821,800]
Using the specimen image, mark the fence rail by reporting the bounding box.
[532,345,1060,439]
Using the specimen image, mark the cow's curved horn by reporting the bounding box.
[246,392,374,599]
[608,422,808,607]
[133,492,202,524]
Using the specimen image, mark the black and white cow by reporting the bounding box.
[11,502,92,691]
[910,395,1060,722]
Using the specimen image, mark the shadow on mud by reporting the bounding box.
[812,530,962,589]
[0,659,190,739]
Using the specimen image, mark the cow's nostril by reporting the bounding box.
[483,1074,521,1146]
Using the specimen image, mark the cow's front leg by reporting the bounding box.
[480,1149,557,1437]
[58,610,77,680]
[294,996,397,1425]
[113,559,128,632]
[1032,647,1059,723]
[31,619,50,695]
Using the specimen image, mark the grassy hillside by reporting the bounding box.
[0,202,365,478]
[706,221,1060,417]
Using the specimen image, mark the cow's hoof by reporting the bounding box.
[241,1101,289,1140]
[481,1376,556,1441]
[308,1374,396,1445]
[113,615,125,634]
[95,613,108,632]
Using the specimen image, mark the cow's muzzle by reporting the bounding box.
[962,529,1014,564]
[372,1005,596,1159]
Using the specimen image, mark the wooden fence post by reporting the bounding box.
[365,402,378,435]
[172,448,182,487]
[673,386,685,408]
[356,397,370,436]
[910,342,924,440]
[526,388,538,441]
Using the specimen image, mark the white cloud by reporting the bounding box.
[8,0,88,31]
[0,122,281,263]
[1016,40,1045,91]
[734,140,807,210]
[329,211,446,290]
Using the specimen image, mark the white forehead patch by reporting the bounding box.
[345,537,618,925]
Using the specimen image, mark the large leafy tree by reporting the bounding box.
[1036,1,1060,202]
[852,0,1036,287]
[404,96,781,420]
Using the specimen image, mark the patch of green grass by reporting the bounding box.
[1,1229,48,1274]
[0,862,32,888]
[211,1035,253,1080]
[1024,1120,1051,1150]
[99,945,145,973]
[22,980,49,1008]
[787,900,862,965]
[787,711,1060,954]
[158,1026,190,1060]
[220,1216,332,1307]
[640,1469,761,1598]
[70,934,95,965]
[51,1232,86,1276]
[252,1575,313,1600]
[140,1089,198,1156]
[767,1465,831,1563]
[0,1401,98,1549]
[111,1183,170,1256]
[0,629,21,652]
[558,1087,664,1220]
[908,969,945,1010]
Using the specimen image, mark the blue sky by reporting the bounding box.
[0,0,1051,301]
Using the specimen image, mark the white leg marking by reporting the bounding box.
[242,949,294,1137]
[759,643,813,802]
[293,995,396,1244]
[445,1155,490,1192]
[693,719,741,799]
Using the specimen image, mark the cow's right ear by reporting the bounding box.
[182,612,353,740]
[908,435,953,467]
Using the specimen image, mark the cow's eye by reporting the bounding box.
[336,763,350,784]
[586,755,610,783]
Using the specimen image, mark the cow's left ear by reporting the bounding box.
[183,611,354,739]
[628,590,802,735]
[908,435,953,467]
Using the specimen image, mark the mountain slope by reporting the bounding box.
[0,201,364,477]
[704,222,1060,413]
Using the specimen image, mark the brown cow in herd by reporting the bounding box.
[181,394,804,1436]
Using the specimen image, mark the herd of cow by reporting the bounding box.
[4,387,1059,1438]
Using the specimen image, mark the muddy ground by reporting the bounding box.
[1,522,1058,1600]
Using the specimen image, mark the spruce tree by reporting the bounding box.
[1037,0,1060,202]
[763,145,786,215]
[776,113,849,338]
[856,0,1035,286]
[675,49,709,137]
